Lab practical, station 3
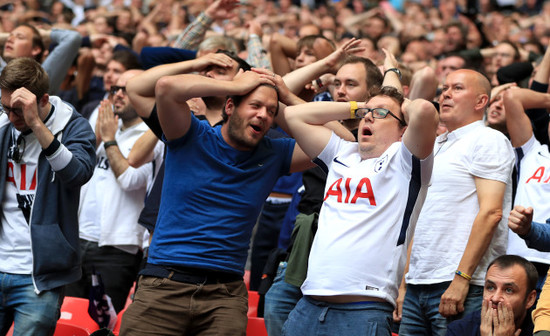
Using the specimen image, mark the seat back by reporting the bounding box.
[58,297,100,334]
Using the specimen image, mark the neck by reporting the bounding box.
[121,117,142,131]
[204,108,223,126]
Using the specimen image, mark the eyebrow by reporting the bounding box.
[485,279,519,288]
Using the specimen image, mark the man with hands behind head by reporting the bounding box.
[279,62,439,334]
[120,62,313,335]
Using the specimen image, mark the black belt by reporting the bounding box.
[142,264,242,285]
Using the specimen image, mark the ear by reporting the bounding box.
[39,94,49,107]
[31,46,42,59]
[475,93,489,111]
[398,125,407,141]
[225,98,235,118]
[525,289,537,310]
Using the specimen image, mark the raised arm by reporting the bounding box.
[41,28,82,94]
[401,99,439,159]
[126,52,237,119]
[282,38,363,95]
[408,66,438,101]
[503,88,550,147]
[381,48,403,93]
[283,101,366,159]
[173,0,238,50]
[156,70,274,140]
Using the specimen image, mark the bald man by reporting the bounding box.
[398,70,515,336]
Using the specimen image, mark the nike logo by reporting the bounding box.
[333,157,349,167]
[538,151,550,159]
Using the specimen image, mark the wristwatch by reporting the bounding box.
[384,68,402,80]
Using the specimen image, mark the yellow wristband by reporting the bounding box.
[350,101,358,119]
[455,270,472,281]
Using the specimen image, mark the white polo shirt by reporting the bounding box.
[406,121,514,286]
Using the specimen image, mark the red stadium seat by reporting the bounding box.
[248,290,260,317]
[244,270,251,290]
[111,306,127,335]
[246,317,268,336]
[57,297,100,334]
[53,322,92,336]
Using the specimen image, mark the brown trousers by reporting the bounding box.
[120,276,248,336]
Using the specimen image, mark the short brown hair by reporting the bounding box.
[19,24,45,62]
[341,56,384,98]
[0,57,49,99]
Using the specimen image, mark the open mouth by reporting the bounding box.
[250,124,261,133]
[363,128,372,136]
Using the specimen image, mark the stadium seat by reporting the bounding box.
[53,322,92,336]
[58,297,100,334]
[111,306,127,335]
[246,317,268,336]
[244,270,250,290]
[248,290,260,317]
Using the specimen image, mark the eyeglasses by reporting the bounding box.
[355,107,407,126]
[0,104,23,117]
[9,134,25,163]
[109,85,126,96]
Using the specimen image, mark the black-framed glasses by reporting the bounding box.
[109,85,126,96]
[9,134,25,163]
[355,107,407,126]
[0,104,23,117]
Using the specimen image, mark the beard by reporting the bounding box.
[226,111,262,150]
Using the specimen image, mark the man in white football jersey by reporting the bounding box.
[279,80,439,334]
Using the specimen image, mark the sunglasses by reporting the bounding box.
[109,86,126,96]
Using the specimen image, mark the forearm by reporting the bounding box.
[285,101,359,126]
[43,29,82,94]
[283,58,332,94]
[128,130,158,168]
[270,34,295,76]
[456,209,502,276]
[105,144,130,178]
[128,59,202,98]
[246,34,271,70]
[512,88,550,110]
[409,66,437,101]
[32,122,55,149]
[156,74,239,104]
[173,12,212,50]
[524,221,550,252]
[503,90,533,148]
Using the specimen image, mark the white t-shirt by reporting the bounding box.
[507,135,550,264]
[301,133,433,307]
[406,121,515,286]
[0,115,56,273]
[79,122,150,254]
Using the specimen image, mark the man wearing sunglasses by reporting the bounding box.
[0,58,95,335]
[66,69,154,314]
[279,82,439,335]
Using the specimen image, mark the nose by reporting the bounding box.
[364,110,374,123]
[490,288,504,304]
[204,70,213,78]
[335,83,346,97]
[256,106,268,119]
